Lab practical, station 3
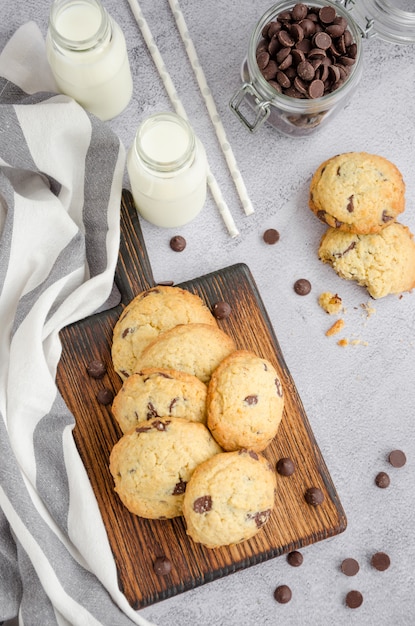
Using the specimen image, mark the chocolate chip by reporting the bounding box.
[304,486,324,506]
[152,419,170,431]
[274,584,292,604]
[308,78,325,98]
[146,402,159,420]
[276,457,295,476]
[248,509,272,528]
[345,590,363,609]
[319,5,336,24]
[86,359,107,379]
[381,211,394,223]
[292,3,308,21]
[96,388,114,405]
[375,471,390,488]
[244,394,258,406]
[172,478,187,495]
[169,235,186,252]
[297,59,315,80]
[287,550,303,567]
[263,228,280,244]
[294,278,311,295]
[121,327,134,338]
[153,556,172,576]
[341,558,360,576]
[388,449,406,468]
[371,551,390,571]
[314,31,332,50]
[257,3,356,102]
[212,301,232,319]
[193,495,212,514]
[275,377,283,397]
[346,194,354,212]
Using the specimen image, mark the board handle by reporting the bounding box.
[115,190,155,304]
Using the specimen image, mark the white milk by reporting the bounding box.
[127,113,208,228]
[46,0,133,120]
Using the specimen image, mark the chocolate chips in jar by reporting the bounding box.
[256,3,357,102]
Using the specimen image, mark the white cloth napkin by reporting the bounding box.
[0,22,155,626]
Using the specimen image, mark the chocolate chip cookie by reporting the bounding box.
[112,286,217,380]
[112,367,208,434]
[207,350,284,452]
[134,323,236,384]
[182,449,277,548]
[318,222,415,299]
[309,152,405,233]
[109,417,222,519]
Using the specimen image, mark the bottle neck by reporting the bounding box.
[134,112,196,175]
[48,0,111,52]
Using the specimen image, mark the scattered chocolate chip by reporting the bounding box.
[212,301,232,319]
[193,495,212,514]
[153,556,172,576]
[276,457,295,476]
[86,359,107,379]
[345,589,363,609]
[244,394,258,406]
[274,584,292,604]
[96,388,114,405]
[341,558,360,576]
[371,551,391,571]
[388,449,406,468]
[263,228,280,244]
[375,471,390,488]
[169,235,186,252]
[294,278,311,295]
[287,550,303,567]
[304,486,324,506]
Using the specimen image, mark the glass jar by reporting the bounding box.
[230,0,363,136]
[127,112,208,228]
[46,0,133,121]
[230,0,415,136]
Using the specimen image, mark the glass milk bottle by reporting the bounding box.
[127,112,208,228]
[46,0,133,120]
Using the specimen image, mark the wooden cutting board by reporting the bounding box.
[56,190,346,610]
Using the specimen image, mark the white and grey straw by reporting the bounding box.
[127,0,240,238]
[167,0,254,217]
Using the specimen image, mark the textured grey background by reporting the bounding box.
[1,1,415,625]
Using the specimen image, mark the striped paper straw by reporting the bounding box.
[167,0,254,217]
[127,0,239,238]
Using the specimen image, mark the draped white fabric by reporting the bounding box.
[0,23,154,626]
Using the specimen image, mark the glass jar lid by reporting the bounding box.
[345,0,415,44]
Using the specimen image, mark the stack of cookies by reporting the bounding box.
[309,152,415,299]
[109,285,284,548]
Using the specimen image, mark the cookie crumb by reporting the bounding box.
[337,338,349,347]
[326,318,345,336]
[318,291,343,314]
[360,301,376,318]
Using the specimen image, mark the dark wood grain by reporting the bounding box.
[56,190,346,609]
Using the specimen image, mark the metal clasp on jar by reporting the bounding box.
[229,82,272,133]
[339,0,375,38]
